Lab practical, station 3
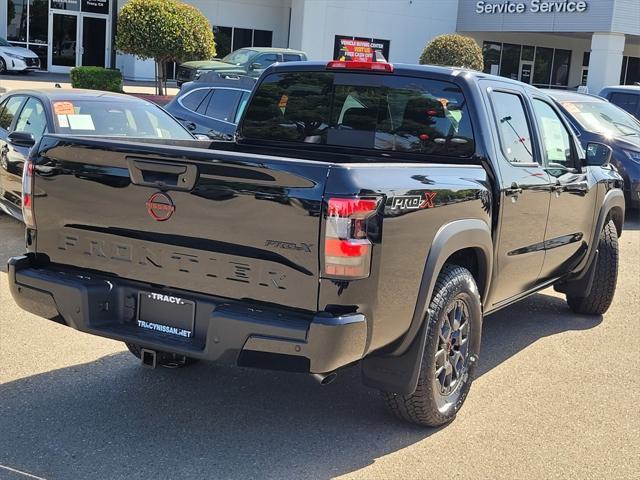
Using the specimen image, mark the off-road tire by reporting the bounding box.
[566,220,619,315]
[125,342,198,368]
[383,264,482,427]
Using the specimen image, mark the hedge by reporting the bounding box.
[70,67,123,92]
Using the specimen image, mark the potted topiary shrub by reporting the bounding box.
[419,34,484,71]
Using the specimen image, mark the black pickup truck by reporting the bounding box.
[8,61,625,427]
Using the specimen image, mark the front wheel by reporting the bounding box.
[566,220,619,315]
[0,57,7,74]
[383,264,482,427]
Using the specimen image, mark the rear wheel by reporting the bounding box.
[383,265,482,427]
[566,220,619,315]
[125,342,198,368]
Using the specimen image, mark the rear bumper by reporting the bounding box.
[8,255,367,374]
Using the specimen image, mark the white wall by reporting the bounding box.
[0,0,7,38]
[115,0,292,80]
[290,0,460,63]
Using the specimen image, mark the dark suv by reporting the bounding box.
[599,86,640,121]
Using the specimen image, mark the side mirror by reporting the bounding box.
[7,131,36,148]
[250,62,262,70]
[584,142,613,167]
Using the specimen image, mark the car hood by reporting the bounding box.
[590,132,640,152]
[180,60,239,71]
[0,45,39,58]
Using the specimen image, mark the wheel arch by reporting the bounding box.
[361,219,493,395]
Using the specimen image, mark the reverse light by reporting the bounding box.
[326,61,394,73]
[324,197,380,279]
[22,160,35,227]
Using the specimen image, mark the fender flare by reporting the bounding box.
[361,219,493,395]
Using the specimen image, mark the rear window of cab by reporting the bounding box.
[240,71,475,157]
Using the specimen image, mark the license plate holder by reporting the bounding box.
[136,292,195,339]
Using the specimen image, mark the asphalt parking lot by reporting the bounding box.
[0,211,638,480]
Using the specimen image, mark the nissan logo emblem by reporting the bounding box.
[146,192,175,221]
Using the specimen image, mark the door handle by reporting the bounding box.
[505,182,523,196]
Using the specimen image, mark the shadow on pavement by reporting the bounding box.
[0,292,601,480]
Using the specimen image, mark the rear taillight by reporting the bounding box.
[323,197,379,279]
[22,160,35,227]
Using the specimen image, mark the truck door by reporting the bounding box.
[530,96,598,280]
[484,85,552,306]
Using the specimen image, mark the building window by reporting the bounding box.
[521,45,535,62]
[551,49,571,87]
[482,42,501,74]
[232,28,252,52]
[621,56,640,86]
[213,26,273,59]
[533,47,553,86]
[500,43,521,80]
[482,42,575,88]
[6,0,49,67]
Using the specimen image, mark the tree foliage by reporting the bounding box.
[115,0,215,93]
[419,34,484,71]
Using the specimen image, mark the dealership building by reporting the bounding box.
[1,0,638,92]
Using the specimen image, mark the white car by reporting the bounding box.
[0,37,41,74]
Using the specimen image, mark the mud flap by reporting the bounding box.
[360,309,431,395]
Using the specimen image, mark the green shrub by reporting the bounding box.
[116,0,216,95]
[419,34,484,71]
[70,66,123,92]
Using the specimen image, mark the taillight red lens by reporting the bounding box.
[324,197,379,280]
[22,160,35,227]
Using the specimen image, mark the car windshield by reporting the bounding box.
[52,99,193,139]
[222,49,256,66]
[561,100,640,137]
[0,37,12,47]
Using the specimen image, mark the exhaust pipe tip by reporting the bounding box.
[312,372,338,385]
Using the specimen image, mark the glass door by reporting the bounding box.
[80,16,108,68]
[49,12,78,72]
[519,61,534,85]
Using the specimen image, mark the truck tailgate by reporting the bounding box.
[32,136,328,311]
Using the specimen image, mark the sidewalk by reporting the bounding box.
[0,71,178,96]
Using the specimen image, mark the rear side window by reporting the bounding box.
[240,72,475,157]
[490,91,534,164]
[609,92,639,116]
[181,88,209,112]
[204,89,242,122]
[0,96,25,130]
[283,54,302,62]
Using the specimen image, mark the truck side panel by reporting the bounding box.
[319,163,492,356]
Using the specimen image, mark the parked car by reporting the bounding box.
[164,74,256,140]
[599,85,640,121]
[547,90,640,210]
[9,61,624,427]
[0,89,197,220]
[0,37,40,74]
[176,47,307,87]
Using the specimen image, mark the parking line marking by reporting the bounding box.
[0,464,48,480]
